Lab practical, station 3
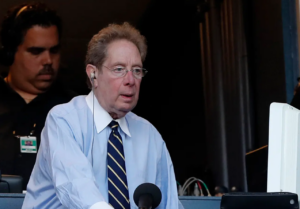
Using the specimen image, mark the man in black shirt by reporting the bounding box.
[0,3,76,189]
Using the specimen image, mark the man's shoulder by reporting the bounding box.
[126,112,166,148]
[126,112,161,135]
[0,76,17,97]
[126,111,152,126]
[49,95,87,118]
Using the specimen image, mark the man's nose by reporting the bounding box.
[42,51,53,65]
[123,70,135,86]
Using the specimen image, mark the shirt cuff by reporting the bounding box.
[89,201,113,209]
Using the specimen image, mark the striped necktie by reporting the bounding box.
[107,121,130,209]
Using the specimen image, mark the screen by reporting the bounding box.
[267,103,300,200]
[221,192,298,209]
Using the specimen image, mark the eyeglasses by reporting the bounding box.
[103,65,148,79]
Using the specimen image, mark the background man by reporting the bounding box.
[0,2,76,189]
[23,22,183,209]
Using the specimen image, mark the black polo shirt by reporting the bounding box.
[0,78,76,189]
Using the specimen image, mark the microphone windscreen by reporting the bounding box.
[133,183,162,208]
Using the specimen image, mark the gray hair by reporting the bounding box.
[85,22,147,88]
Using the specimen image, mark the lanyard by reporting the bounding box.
[13,123,36,138]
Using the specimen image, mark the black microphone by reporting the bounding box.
[133,183,162,209]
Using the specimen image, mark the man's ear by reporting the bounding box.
[86,64,98,88]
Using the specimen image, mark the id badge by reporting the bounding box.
[20,136,37,153]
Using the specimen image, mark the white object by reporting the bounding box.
[267,102,300,200]
[193,183,200,196]
[178,185,183,196]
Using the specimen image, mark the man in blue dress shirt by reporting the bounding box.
[22,22,183,209]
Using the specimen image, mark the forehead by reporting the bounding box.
[105,39,142,65]
[22,25,59,47]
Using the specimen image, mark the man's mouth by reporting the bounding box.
[121,94,133,97]
[39,72,54,75]
[36,71,55,80]
[120,94,134,100]
[38,66,55,76]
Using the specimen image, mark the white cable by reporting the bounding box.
[182,179,197,195]
[91,79,95,167]
[182,177,197,193]
[181,177,196,196]
[181,177,211,196]
[180,177,195,195]
[182,177,196,192]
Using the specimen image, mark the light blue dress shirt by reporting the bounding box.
[22,92,184,209]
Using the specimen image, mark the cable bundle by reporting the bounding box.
[178,177,211,196]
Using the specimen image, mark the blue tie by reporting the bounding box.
[107,121,130,209]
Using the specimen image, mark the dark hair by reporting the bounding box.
[0,2,62,66]
[85,22,147,88]
[214,185,229,194]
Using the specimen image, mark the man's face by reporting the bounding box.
[95,39,142,119]
[10,25,60,94]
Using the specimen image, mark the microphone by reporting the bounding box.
[133,183,162,209]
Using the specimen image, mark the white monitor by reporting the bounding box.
[267,102,300,200]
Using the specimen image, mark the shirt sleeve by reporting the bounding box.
[41,111,108,208]
[158,141,185,209]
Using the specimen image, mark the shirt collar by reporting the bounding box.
[85,91,131,137]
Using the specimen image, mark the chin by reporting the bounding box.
[35,83,53,92]
[118,106,134,115]
[119,108,132,115]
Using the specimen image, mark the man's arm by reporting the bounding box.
[41,111,112,209]
[158,142,185,209]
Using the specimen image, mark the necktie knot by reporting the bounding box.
[109,120,119,130]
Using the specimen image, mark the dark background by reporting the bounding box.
[0,0,297,192]
[245,0,287,149]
